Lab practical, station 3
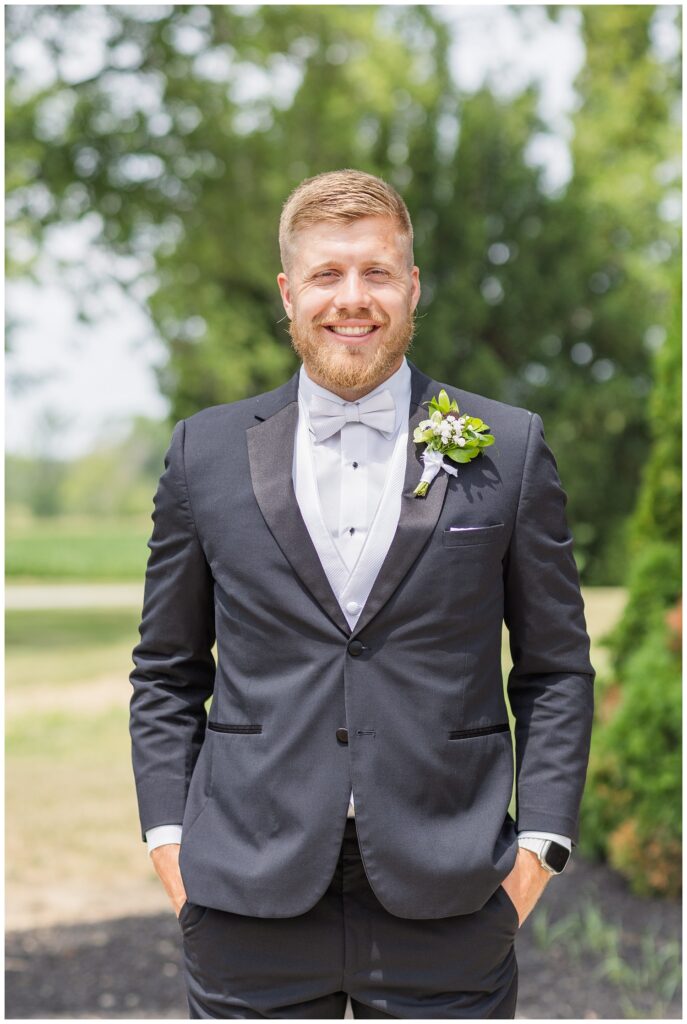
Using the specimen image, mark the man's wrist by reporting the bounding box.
[146,824,183,854]
[517,831,572,874]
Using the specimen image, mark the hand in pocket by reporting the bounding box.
[150,843,187,917]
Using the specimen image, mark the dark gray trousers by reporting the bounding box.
[178,818,519,1018]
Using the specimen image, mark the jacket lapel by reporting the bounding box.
[246,360,449,638]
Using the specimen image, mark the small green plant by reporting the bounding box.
[532,899,681,1016]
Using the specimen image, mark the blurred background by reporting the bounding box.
[5,3,681,1018]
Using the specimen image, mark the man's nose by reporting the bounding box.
[333,271,371,310]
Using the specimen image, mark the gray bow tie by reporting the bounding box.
[309,389,396,443]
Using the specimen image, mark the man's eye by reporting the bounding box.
[369,269,388,276]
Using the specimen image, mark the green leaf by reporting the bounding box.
[446,449,473,463]
[437,389,451,413]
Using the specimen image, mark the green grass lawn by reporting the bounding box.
[6,515,153,581]
[6,607,144,689]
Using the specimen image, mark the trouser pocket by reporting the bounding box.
[178,900,209,932]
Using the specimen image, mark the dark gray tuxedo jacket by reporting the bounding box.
[129,359,595,920]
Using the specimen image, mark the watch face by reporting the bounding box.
[544,842,570,873]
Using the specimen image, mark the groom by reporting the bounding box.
[129,169,595,1019]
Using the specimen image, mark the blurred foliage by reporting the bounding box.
[580,265,681,899]
[6,416,169,517]
[4,4,680,585]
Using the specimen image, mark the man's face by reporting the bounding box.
[277,215,421,397]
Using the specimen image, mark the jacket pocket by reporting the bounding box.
[442,523,505,547]
[448,723,510,740]
[207,722,262,734]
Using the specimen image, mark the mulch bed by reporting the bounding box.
[6,855,681,1019]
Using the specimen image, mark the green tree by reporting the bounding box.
[580,262,681,898]
[5,5,680,583]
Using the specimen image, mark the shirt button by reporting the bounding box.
[346,601,360,613]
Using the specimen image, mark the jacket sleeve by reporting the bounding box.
[503,412,595,846]
[129,419,216,841]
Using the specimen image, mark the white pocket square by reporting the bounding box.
[449,526,489,532]
[447,523,504,532]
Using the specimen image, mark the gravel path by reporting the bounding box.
[6,855,681,1019]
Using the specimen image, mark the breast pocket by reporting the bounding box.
[442,523,506,548]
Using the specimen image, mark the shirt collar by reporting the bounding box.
[298,356,411,436]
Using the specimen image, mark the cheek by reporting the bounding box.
[381,288,413,315]
[296,295,331,322]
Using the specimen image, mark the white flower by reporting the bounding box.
[457,437,466,447]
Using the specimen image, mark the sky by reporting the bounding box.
[5,3,678,459]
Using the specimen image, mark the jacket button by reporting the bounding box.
[348,639,365,656]
[336,727,349,743]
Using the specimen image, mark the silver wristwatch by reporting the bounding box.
[518,837,570,874]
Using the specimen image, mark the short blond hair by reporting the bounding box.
[279,168,414,274]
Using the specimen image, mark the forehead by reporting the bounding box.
[293,215,406,271]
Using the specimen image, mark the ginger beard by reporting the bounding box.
[287,304,416,393]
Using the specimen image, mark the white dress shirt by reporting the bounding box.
[146,356,571,858]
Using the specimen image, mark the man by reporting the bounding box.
[130,168,595,1019]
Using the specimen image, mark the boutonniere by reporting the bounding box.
[412,389,495,497]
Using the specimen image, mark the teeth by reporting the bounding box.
[327,325,377,336]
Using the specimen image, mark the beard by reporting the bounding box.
[287,305,416,393]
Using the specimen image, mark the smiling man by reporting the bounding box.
[278,211,419,397]
[130,169,595,1019]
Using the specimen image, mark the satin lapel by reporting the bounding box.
[350,364,449,637]
[246,390,352,637]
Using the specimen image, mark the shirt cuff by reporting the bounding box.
[146,824,183,854]
[517,830,572,851]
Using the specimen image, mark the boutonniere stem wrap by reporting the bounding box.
[413,389,495,498]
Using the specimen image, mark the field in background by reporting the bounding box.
[6,514,152,581]
[5,586,625,930]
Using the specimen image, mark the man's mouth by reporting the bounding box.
[321,324,381,339]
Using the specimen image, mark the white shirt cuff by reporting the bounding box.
[517,830,572,851]
[146,824,183,854]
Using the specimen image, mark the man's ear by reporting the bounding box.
[277,272,293,319]
[410,266,421,313]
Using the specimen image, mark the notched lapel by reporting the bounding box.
[246,400,352,636]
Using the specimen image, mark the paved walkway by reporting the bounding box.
[6,583,143,609]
